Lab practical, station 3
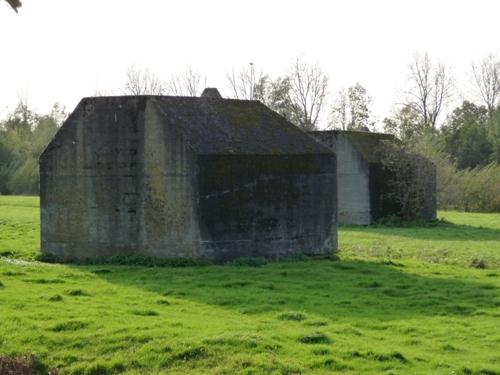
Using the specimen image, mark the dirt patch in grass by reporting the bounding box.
[0,355,48,374]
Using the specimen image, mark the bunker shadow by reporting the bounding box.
[340,221,500,242]
[86,259,499,321]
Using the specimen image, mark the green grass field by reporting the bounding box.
[0,196,499,374]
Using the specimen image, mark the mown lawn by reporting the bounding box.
[0,196,499,374]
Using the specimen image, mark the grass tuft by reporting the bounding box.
[312,347,331,356]
[470,258,488,269]
[130,309,159,316]
[2,271,26,276]
[170,346,208,362]
[226,257,268,267]
[312,358,350,371]
[66,289,90,296]
[156,298,170,305]
[0,250,15,257]
[24,278,64,284]
[91,269,112,275]
[48,294,63,302]
[51,320,89,332]
[298,332,331,344]
[277,311,307,321]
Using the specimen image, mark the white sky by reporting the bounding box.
[1,0,499,128]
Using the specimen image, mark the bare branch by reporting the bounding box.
[289,56,328,130]
[123,65,166,96]
[406,51,453,130]
[4,0,21,12]
[470,53,500,115]
[167,66,206,97]
[225,63,263,100]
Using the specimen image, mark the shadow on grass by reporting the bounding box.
[88,259,499,321]
[340,221,500,242]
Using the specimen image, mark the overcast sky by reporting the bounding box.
[1,0,499,128]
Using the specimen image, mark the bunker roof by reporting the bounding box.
[310,130,395,163]
[66,94,333,156]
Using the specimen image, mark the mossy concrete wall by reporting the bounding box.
[41,96,337,262]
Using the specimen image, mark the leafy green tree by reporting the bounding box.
[441,101,493,169]
[383,104,424,142]
[0,102,65,195]
[254,76,302,125]
[330,83,374,131]
[488,106,500,163]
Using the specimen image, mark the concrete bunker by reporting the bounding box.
[40,90,337,262]
[310,130,436,225]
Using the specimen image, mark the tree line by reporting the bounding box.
[1,53,499,211]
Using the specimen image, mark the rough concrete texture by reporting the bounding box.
[310,130,437,224]
[40,94,337,262]
[310,131,371,224]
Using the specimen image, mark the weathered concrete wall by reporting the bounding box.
[310,130,437,224]
[139,101,201,258]
[40,97,145,259]
[311,133,371,225]
[41,96,338,262]
[197,154,337,261]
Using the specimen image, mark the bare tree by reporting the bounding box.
[471,53,500,115]
[289,56,328,131]
[330,88,349,130]
[123,65,166,95]
[4,0,21,12]
[226,63,264,100]
[167,66,206,96]
[406,51,453,130]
